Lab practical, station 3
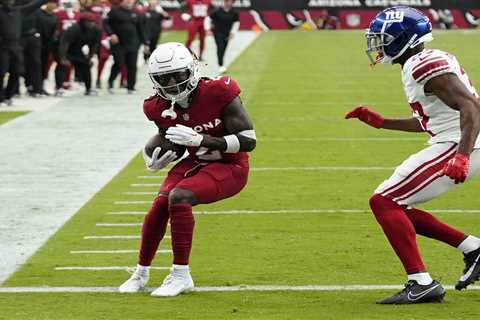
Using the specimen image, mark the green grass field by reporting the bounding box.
[2,30,480,319]
[0,111,28,125]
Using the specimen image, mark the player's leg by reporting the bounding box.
[185,22,196,50]
[151,161,249,297]
[402,147,480,290]
[119,159,198,293]
[370,143,459,304]
[198,24,206,60]
[108,47,125,92]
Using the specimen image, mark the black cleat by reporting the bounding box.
[456,247,480,290]
[376,280,445,305]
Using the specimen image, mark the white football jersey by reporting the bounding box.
[402,48,480,146]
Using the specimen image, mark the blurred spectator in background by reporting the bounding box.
[0,0,47,107]
[205,0,238,74]
[430,9,456,29]
[182,0,211,60]
[144,0,170,62]
[37,0,58,95]
[16,0,44,97]
[83,0,111,89]
[317,9,339,30]
[104,0,149,94]
[56,12,101,96]
[55,0,80,90]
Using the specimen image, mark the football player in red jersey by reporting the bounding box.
[182,0,211,60]
[119,42,256,297]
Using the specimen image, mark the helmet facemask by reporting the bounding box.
[149,60,200,103]
[365,31,395,65]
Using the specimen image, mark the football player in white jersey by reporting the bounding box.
[346,6,480,304]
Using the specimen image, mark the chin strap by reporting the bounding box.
[161,99,178,120]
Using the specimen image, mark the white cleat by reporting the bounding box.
[151,265,194,297]
[218,66,227,74]
[118,265,150,293]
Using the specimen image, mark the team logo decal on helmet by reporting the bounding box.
[365,6,433,66]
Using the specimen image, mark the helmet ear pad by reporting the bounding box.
[384,31,409,57]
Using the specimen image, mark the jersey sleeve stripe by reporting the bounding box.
[416,66,451,84]
[412,56,445,73]
[413,60,450,81]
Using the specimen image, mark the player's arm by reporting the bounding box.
[202,96,256,152]
[345,105,423,132]
[425,73,480,156]
[425,73,480,184]
[165,97,256,153]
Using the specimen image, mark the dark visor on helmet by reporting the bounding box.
[152,70,191,87]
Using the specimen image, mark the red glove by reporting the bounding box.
[345,106,385,129]
[442,153,469,184]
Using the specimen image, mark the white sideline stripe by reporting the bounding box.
[96,223,142,227]
[1,284,479,293]
[261,137,425,142]
[54,266,169,271]
[123,192,157,195]
[83,235,172,239]
[104,209,480,216]
[70,250,171,254]
[130,184,160,187]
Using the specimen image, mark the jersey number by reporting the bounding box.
[196,147,222,161]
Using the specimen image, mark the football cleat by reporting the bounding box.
[456,247,480,290]
[376,280,445,304]
[118,266,149,293]
[151,267,194,297]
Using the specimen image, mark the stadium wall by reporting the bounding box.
[159,0,480,30]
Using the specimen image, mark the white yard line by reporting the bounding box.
[54,266,169,271]
[261,137,426,142]
[251,167,395,172]
[106,211,146,215]
[136,176,165,179]
[105,209,480,216]
[0,31,259,285]
[123,192,158,195]
[96,223,142,227]
[1,284,479,293]
[70,249,170,254]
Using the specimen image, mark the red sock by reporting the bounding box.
[369,194,425,274]
[139,195,169,266]
[405,208,465,247]
[170,203,195,265]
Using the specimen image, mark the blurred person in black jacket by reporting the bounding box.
[144,0,169,62]
[17,0,44,97]
[104,0,149,94]
[205,0,239,74]
[56,12,101,96]
[0,0,47,106]
[36,0,58,95]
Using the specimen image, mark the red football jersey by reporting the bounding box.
[143,76,248,164]
[186,0,211,19]
[55,9,81,33]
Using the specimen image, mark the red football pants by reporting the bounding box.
[185,20,206,58]
[139,158,249,266]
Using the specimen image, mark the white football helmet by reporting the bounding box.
[148,42,200,102]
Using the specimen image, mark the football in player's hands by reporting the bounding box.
[144,134,186,160]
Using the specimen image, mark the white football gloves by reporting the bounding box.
[142,147,177,172]
[165,124,203,147]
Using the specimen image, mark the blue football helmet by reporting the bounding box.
[365,6,433,65]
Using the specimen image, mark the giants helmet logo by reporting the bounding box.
[385,11,405,22]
